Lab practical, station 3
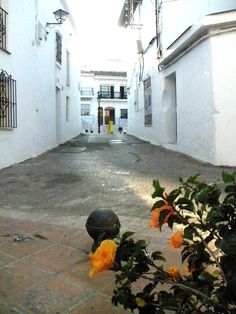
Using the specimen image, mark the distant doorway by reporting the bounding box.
[105,107,115,125]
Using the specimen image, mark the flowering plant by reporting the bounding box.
[89,172,236,313]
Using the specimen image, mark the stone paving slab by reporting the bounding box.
[0,215,180,313]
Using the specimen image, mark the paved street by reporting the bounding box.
[0,134,235,313]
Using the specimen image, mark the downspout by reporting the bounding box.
[155,0,162,71]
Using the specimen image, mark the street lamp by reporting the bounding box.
[46,9,69,27]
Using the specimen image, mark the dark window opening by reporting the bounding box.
[120,109,128,119]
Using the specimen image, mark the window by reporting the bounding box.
[66,51,70,86]
[80,88,94,96]
[120,86,127,99]
[0,5,7,51]
[56,32,62,64]
[81,104,90,116]
[81,97,91,101]
[144,76,152,126]
[0,69,17,128]
[99,85,114,99]
[66,96,69,121]
[120,109,128,119]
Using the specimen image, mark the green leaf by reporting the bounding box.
[216,234,236,254]
[121,231,135,241]
[151,251,166,261]
[222,171,236,183]
[151,200,166,211]
[184,225,195,240]
[186,174,201,184]
[152,179,165,198]
[136,239,148,247]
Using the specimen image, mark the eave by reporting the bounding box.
[159,10,236,70]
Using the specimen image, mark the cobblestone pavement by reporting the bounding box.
[0,134,235,313]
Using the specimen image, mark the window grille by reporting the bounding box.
[144,76,152,126]
[0,6,7,51]
[56,32,62,64]
[0,70,17,128]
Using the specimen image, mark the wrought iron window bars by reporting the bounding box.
[0,70,17,128]
[0,6,7,51]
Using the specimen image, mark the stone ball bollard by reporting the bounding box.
[86,209,120,251]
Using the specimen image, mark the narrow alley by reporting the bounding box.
[0,134,235,313]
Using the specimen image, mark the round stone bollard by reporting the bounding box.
[86,209,120,251]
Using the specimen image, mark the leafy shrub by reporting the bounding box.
[89,172,236,313]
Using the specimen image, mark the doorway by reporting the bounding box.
[162,73,177,143]
[105,107,115,125]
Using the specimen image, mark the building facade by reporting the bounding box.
[0,0,81,169]
[80,69,128,134]
[119,0,236,166]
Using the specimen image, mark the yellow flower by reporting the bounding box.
[135,297,145,307]
[169,230,183,249]
[88,239,117,278]
[149,204,174,228]
[167,266,180,279]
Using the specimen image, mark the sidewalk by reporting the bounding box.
[0,214,180,314]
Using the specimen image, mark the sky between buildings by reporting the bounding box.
[67,0,135,71]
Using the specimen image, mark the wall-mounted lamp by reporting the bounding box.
[46,9,69,27]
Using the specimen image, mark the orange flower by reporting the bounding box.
[167,266,180,279]
[149,204,174,228]
[169,230,183,249]
[88,239,117,278]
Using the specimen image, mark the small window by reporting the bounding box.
[56,32,62,64]
[120,109,128,119]
[81,104,90,116]
[0,69,17,128]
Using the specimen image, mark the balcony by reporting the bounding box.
[97,91,127,100]
[81,87,94,96]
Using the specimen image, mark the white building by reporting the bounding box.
[80,68,128,134]
[119,0,236,166]
[0,0,81,169]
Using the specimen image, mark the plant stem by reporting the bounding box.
[197,233,227,284]
[163,280,229,312]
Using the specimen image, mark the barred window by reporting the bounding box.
[56,32,62,64]
[0,70,17,128]
[0,6,7,51]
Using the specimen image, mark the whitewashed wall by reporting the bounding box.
[0,0,81,169]
[211,31,236,166]
[126,0,236,166]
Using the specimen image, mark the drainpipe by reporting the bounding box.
[155,0,162,63]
